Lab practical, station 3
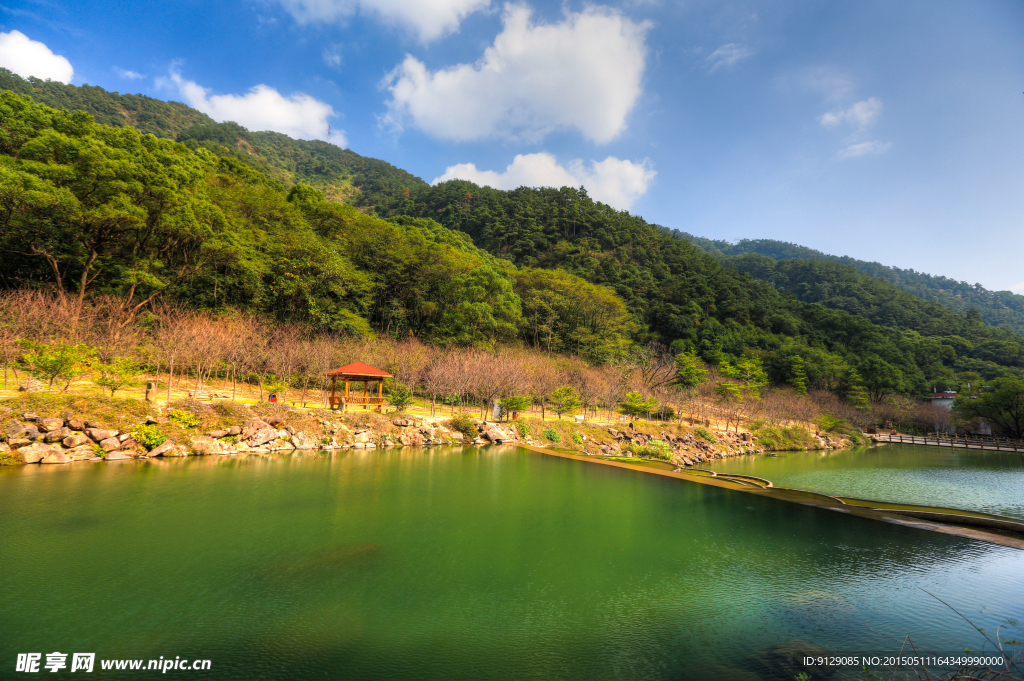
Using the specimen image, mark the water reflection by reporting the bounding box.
[1,446,1022,681]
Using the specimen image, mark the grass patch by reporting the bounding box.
[542,428,560,443]
[446,415,478,439]
[0,393,156,432]
[753,425,817,451]
[695,428,716,443]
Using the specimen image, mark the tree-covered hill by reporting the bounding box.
[0,69,428,206]
[676,232,1024,334]
[5,83,1024,404]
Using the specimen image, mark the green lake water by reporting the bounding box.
[2,446,1023,680]
[707,443,1024,518]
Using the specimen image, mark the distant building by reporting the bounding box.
[929,391,957,409]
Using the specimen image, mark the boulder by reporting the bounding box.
[85,421,102,429]
[118,433,131,442]
[241,419,271,440]
[7,438,32,449]
[276,429,291,440]
[226,425,241,435]
[6,423,32,440]
[43,427,73,443]
[62,432,92,448]
[18,442,53,463]
[266,414,284,426]
[291,432,317,449]
[22,412,40,421]
[148,440,177,457]
[208,429,229,438]
[66,445,97,460]
[86,428,118,442]
[354,443,366,449]
[190,436,223,456]
[41,449,70,464]
[99,437,122,452]
[161,445,187,457]
[105,450,131,460]
[353,430,374,444]
[393,418,413,427]
[483,428,509,442]
[248,428,278,447]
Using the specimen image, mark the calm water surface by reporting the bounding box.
[708,443,1024,518]
[2,446,1023,680]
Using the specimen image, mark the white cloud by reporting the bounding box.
[821,97,882,128]
[0,30,73,83]
[322,45,343,67]
[115,68,145,80]
[838,140,891,158]
[162,70,346,146]
[383,5,649,144]
[705,43,753,72]
[432,153,655,210]
[272,0,489,41]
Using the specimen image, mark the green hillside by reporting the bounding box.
[4,80,1024,404]
[677,232,1024,334]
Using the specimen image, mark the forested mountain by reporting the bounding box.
[4,80,1024,405]
[0,69,427,205]
[677,232,1024,334]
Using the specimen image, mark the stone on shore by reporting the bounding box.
[86,428,118,442]
[41,448,70,464]
[190,436,223,456]
[291,432,316,449]
[98,437,122,452]
[105,450,131,460]
[62,432,92,448]
[248,428,277,447]
[18,442,53,464]
[43,427,73,443]
[67,419,86,431]
[36,417,65,432]
[148,440,177,457]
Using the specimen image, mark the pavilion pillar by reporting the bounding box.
[378,381,383,412]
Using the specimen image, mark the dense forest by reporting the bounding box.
[679,232,1024,334]
[3,75,1024,409]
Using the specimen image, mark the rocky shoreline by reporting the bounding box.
[1,408,855,466]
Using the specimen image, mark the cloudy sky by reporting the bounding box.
[2,0,1022,290]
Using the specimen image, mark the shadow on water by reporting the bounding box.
[262,543,384,580]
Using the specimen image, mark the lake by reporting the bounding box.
[707,442,1024,519]
[2,446,1022,680]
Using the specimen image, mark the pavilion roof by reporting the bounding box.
[326,361,392,378]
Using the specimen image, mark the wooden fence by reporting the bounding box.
[873,432,1024,452]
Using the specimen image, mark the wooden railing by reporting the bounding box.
[328,395,384,410]
[874,433,1024,452]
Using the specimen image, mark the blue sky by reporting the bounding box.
[2,0,1022,291]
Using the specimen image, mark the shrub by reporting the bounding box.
[695,428,716,443]
[542,428,560,443]
[447,415,478,439]
[627,440,672,460]
[169,409,200,428]
[515,421,531,438]
[753,425,816,451]
[133,425,168,451]
[571,432,583,445]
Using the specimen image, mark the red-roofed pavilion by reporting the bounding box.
[326,362,393,411]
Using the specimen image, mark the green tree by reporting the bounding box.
[954,376,1024,438]
[840,367,870,409]
[549,385,581,420]
[857,357,905,403]
[497,395,531,421]
[719,356,768,396]
[619,390,658,421]
[789,355,808,396]
[674,351,709,388]
[386,381,414,412]
[17,340,96,390]
[93,356,142,399]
